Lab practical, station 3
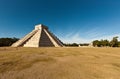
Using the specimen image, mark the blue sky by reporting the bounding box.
[0,0,120,43]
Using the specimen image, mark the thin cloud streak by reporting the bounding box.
[60,32,120,43]
[60,32,91,43]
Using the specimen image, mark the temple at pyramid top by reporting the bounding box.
[35,24,48,30]
[11,24,64,47]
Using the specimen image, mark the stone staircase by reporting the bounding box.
[39,29,54,47]
[24,30,41,47]
[11,30,38,47]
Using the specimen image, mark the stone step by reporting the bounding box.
[23,30,41,47]
[12,30,38,47]
[39,29,54,47]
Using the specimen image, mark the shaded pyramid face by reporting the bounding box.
[11,24,64,47]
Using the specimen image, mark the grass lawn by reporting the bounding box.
[0,47,120,79]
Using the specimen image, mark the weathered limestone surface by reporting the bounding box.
[11,30,38,47]
[24,30,41,47]
[11,24,64,47]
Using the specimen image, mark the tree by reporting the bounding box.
[118,42,120,47]
[110,36,119,47]
[93,40,101,47]
[93,39,109,47]
[64,43,78,47]
[92,37,120,47]
[0,37,19,47]
[101,40,109,47]
[79,43,89,46]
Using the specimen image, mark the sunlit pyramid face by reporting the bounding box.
[11,24,64,47]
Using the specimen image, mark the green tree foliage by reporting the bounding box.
[79,43,89,46]
[0,37,19,47]
[110,36,119,47]
[64,43,78,47]
[118,42,120,47]
[93,36,120,47]
[93,40,101,47]
[93,40,110,47]
[101,40,110,47]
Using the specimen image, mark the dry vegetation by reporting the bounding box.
[0,47,120,79]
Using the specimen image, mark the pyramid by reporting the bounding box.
[11,24,64,47]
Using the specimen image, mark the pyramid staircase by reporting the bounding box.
[24,30,41,47]
[11,30,38,47]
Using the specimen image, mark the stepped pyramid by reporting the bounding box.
[11,24,64,47]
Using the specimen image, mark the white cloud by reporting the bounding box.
[60,32,120,44]
[60,32,91,43]
[92,33,120,41]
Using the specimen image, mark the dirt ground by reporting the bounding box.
[0,47,120,79]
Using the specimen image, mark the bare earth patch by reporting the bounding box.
[0,47,120,79]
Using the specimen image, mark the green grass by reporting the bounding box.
[0,47,120,79]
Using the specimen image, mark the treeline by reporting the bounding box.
[0,37,120,47]
[64,43,89,47]
[64,43,78,47]
[0,38,19,47]
[64,36,120,47]
[93,37,120,47]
